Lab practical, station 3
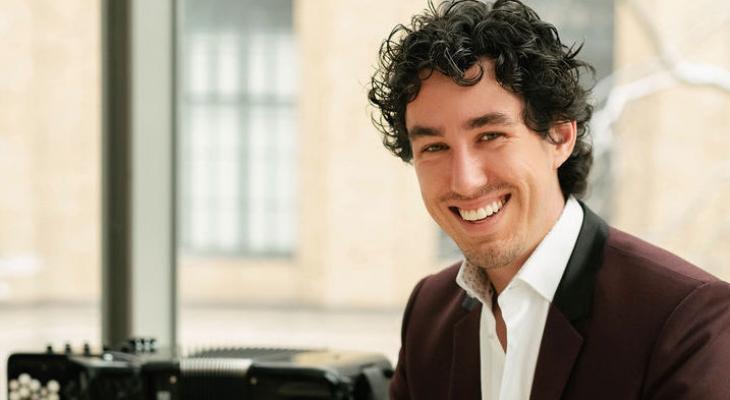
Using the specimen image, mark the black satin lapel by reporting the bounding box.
[449,300,482,400]
[530,305,584,400]
[552,202,609,322]
[529,202,607,399]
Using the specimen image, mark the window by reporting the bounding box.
[178,0,298,257]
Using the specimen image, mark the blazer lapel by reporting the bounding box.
[449,294,482,400]
[530,203,609,400]
[530,305,583,400]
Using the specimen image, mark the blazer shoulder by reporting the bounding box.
[592,226,726,331]
[605,227,719,288]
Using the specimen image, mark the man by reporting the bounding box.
[367,1,730,399]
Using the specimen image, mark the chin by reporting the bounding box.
[457,233,521,270]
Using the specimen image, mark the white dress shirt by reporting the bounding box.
[455,196,584,400]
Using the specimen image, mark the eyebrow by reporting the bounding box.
[464,112,514,130]
[408,125,442,139]
[408,112,514,139]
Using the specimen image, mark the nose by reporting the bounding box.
[450,147,488,197]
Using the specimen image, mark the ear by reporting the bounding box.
[548,120,577,169]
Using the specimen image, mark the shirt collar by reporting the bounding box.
[456,257,494,305]
[513,196,584,301]
[455,196,584,303]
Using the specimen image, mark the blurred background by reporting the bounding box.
[0,0,729,397]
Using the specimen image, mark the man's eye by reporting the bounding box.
[422,143,447,153]
[479,132,503,141]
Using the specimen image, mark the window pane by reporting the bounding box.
[178,0,297,257]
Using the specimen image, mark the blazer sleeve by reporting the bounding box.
[643,280,730,399]
[390,276,428,400]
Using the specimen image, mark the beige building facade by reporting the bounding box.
[612,0,730,279]
[0,0,101,303]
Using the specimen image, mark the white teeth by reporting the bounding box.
[458,199,505,221]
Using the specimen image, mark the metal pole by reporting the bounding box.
[101,0,133,348]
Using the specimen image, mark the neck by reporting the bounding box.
[487,194,568,294]
[486,253,530,294]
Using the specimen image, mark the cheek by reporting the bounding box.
[506,145,552,184]
[415,163,443,196]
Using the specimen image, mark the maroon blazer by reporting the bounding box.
[390,205,730,399]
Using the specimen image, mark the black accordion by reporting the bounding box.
[7,338,393,400]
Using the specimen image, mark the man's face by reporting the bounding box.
[406,60,573,271]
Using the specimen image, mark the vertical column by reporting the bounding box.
[102,0,176,349]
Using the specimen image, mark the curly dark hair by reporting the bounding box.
[368,0,595,197]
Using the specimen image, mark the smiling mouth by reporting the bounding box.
[450,194,511,222]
